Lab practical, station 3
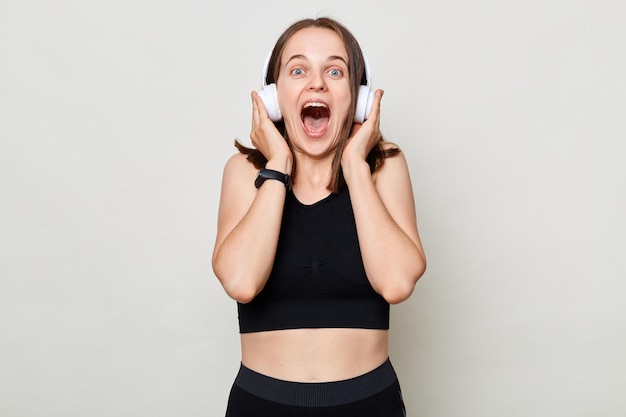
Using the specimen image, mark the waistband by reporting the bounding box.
[233,358,398,407]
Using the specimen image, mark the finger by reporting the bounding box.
[368,89,384,123]
[251,91,260,126]
[251,90,272,123]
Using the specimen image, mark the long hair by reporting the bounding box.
[235,16,399,193]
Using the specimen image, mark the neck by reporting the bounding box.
[291,153,335,203]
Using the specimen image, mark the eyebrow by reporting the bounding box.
[284,54,349,68]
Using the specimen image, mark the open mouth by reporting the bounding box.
[301,101,330,136]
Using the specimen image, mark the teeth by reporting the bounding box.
[303,102,327,108]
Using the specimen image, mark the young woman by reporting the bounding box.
[212,16,426,416]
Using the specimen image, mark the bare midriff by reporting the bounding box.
[240,328,389,382]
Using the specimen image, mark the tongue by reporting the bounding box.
[303,115,329,133]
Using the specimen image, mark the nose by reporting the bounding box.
[307,70,326,91]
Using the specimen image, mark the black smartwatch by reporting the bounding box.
[254,168,291,189]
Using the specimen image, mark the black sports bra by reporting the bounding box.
[237,187,390,333]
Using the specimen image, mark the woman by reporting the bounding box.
[212,16,426,416]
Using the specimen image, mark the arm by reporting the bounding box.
[211,92,292,303]
[342,91,426,304]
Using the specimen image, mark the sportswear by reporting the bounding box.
[225,358,406,416]
[238,187,390,333]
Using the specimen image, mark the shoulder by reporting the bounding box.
[222,152,258,184]
[374,140,408,181]
[373,139,414,195]
[223,152,258,174]
[219,152,259,202]
[381,140,401,152]
[214,153,261,235]
[374,141,418,221]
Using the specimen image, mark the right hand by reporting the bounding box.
[250,91,292,165]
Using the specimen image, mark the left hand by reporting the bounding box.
[341,89,384,164]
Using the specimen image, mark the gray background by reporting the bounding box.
[1,0,624,416]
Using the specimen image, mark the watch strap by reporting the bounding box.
[255,168,291,189]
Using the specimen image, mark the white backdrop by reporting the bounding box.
[1,0,624,416]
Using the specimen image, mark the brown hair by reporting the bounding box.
[235,16,399,193]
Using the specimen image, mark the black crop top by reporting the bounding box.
[238,187,390,333]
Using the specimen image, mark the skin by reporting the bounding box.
[212,27,426,382]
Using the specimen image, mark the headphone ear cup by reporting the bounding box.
[256,83,282,121]
[354,85,375,123]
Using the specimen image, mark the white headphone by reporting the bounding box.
[256,50,375,123]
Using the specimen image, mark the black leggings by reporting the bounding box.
[225,358,406,417]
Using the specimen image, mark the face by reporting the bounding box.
[275,27,352,157]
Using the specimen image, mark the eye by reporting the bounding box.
[291,67,305,76]
[328,68,343,77]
